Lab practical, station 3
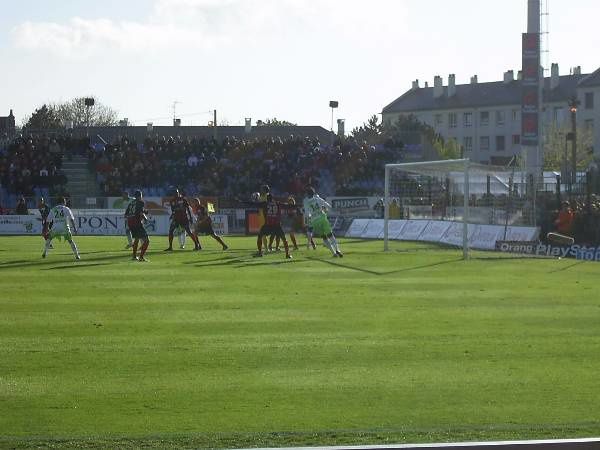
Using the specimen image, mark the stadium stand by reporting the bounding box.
[0,135,83,208]
[87,134,398,198]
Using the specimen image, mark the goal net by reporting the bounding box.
[383,159,539,259]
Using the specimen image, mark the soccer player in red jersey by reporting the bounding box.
[125,190,150,262]
[245,194,296,259]
[164,189,201,251]
[38,197,52,246]
[194,202,228,250]
[269,196,300,252]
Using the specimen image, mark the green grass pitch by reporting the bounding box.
[1,235,599,449]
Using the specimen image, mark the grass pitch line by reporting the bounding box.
[241,437,600,450]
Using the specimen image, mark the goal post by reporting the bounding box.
[384,159,526,259]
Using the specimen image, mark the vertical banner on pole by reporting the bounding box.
[521,33,540,147]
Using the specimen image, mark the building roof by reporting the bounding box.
[68,125,334,143]
[382,73,593,114]
[579,67,600,87]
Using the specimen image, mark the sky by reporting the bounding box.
[1,0,598,132]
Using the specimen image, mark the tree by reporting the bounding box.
[350,115,381,144]
[433,137,462,160]
[55,97,118,128]
[255,118,297,127]
[23,97,119,131]
[23,104,62,130]
[543,122,594,171]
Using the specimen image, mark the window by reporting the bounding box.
[435,114,443,126]
[553,107,565,123]
[496,110,505,126]
[585,119,594,131]
[585,92,594,109]
[512,134,521,145]
[480,111,489,126]
[449,112,457,128]
[464,112,473,127]
[480,136,490,151]
[512,109,519,122]
[496,136,506,151]
[464,136,473,153]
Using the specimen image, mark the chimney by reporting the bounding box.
[424,81,429,88]
[470,75,478,84]
[550,63,559,89]
[433,75,444,99]
[412,79,420,90]
[503,70,514,84]
[245,118,252,134]
[447,74,456,97]
[517,70,522,81]
[572,66,582,75]
[9,109,14,117]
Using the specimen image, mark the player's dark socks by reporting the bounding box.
[164,247,173,251]
[140,241,149,257]
[257,235,263,253]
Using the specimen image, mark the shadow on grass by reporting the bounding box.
[44,263,112,270]
[0,252,139,271]
[306,255,463,276]
[548,260,586,273]
[186,253,307,269]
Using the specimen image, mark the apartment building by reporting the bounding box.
[382,65,600,165]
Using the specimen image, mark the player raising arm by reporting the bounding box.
[125,190,151,262]
[42,197,80,260]
[242,194,295,259]
[164,189,201,251]
[194,202,228,250]
[303,186,343,257]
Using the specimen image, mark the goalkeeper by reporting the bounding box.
[302,186,343,257]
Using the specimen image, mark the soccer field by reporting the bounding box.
[1,235,600,449]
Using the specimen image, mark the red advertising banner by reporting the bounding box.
[521,33,540,146]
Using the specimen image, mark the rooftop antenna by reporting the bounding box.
[172,101,181,124]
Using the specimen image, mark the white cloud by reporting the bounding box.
[11,0,407,57]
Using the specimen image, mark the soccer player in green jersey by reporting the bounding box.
[42,197,80,260]
[302,186,343,257]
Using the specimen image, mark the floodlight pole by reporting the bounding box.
[329,101,338,146]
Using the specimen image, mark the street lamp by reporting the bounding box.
[329,101,338,146]
[568,96,580,189]
[329,100,339,130]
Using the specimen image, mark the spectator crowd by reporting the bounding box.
[0,134,85,196]
[87,134,398,198]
